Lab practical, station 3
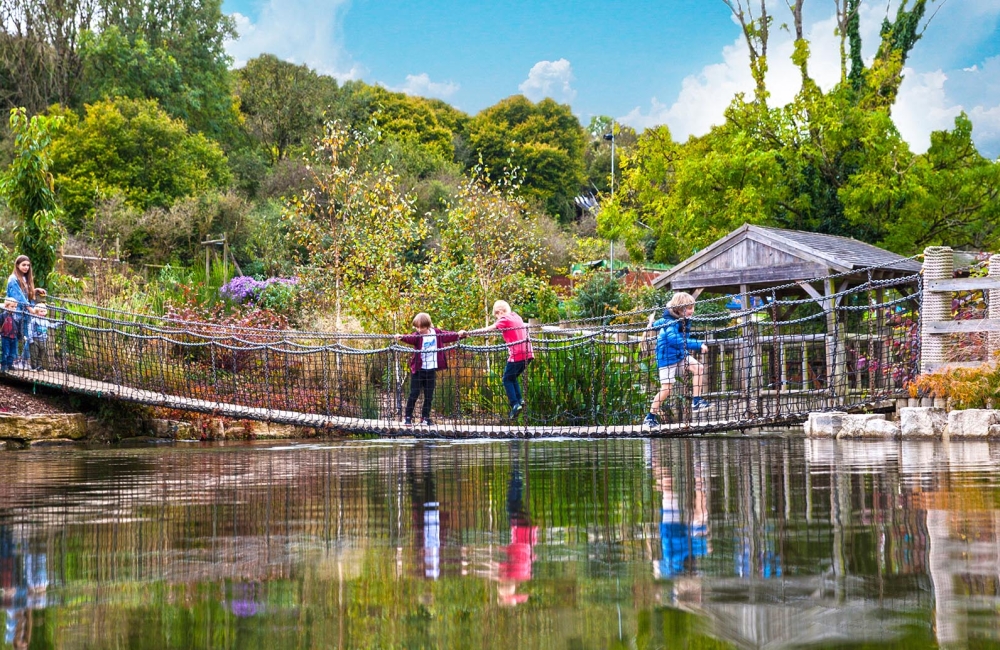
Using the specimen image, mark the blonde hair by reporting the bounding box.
[492,300,511,317]
[666,292,696,317]
[412,312,433,329]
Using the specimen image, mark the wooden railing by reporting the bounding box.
[920,246,1000,373]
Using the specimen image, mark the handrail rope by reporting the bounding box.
[49,261,922,335]
[48,272,922,349]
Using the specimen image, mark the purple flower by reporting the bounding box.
[220,276,298,304]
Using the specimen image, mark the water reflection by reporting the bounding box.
[0,438,999,648]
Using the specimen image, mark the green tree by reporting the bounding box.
[428,170,544,328]
[78,26,183,110]
[331,82,459,163]
[0,107,65,286]
[467,95,586,222]
[0,0,90,113]
[285,122,427,332]
[0,0,240,139]
[844,113,1000,253]
[48,97,231,232]
[94,0,240,140]
[235,54,334,165]
[605,0,984,263]
[572,272,630,321]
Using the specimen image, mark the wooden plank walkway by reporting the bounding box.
[1,368,810,438]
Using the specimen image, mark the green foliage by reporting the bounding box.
[467,95,587,222]
[331,82,462,164]
[257,280,298,317]
[571,272,631,321]
[78,26,184,109]
[285,121,427,332]
[95,0,241,141]
[857,112,1000,253]
[603,1,993,264]
[534,284,561,323]
[241,199,296,277]
[0,107,65,286]
[521,342,650,425]
[235,54,338,165]
[427,168,545,328]
[48,97,231,232]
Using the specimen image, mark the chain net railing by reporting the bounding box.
[8,268,921,437]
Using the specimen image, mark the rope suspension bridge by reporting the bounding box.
[6,266,923,438]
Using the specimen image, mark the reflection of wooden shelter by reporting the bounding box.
[651,225,921,409]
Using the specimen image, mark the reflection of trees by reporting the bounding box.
[2,440,999,647]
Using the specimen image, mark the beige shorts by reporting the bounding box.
[658,357,696,384]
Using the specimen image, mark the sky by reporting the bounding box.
[221,0,1000,158]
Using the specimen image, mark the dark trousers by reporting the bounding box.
[502,360,530,408]
[29,339,47,370]
[405,369,437,419]
[1,337,16,370]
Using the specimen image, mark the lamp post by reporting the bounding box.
[604,124,616,275]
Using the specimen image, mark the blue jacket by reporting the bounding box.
[6,276,32,312]
[28,316,60,342]
[652,311,703,368]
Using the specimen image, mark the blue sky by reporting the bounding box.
[222,0,1000,157]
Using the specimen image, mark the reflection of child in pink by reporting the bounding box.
[497,453,537,606]
[498,519,537,606]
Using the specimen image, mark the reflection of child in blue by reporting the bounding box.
[735,534,782,578]
[651,453,709,580]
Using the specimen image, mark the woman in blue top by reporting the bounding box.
[6,255,38,369]
[643,292,709,427]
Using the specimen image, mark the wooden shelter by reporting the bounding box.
[652,224,921,297]
[651,225,922,410]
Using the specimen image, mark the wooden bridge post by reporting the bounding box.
[921,246,953,375]
[824,276,848,405]
[990,254,1000,362]
[739,284,761,415]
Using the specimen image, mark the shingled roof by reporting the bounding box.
[652,224,921,293]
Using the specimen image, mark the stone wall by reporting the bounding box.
[805,407,1000,439]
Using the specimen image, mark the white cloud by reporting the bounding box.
[969,105,1000,157]
[619,1,1000,157]
[225,1,361,81]
[389,73,460,99]
[518,59,576,104]
[893,69,963,153]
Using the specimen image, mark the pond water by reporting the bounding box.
[1,437,999,649]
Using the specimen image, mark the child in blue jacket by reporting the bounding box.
[644,292,710,427]
[27,303,61,371]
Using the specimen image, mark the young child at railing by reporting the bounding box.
[26,302,62,371]
[462,300,534,420]
[644,292,710,427]
[394,312,467,426]
[0,297,20,372]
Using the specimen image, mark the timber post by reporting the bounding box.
[920,247,952,375]
[990,254,1000,362]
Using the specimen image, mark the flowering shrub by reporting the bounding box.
[220,275,298,304]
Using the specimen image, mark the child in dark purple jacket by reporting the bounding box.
[395,313,467,426]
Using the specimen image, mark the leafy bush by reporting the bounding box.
[572,272,631,321]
